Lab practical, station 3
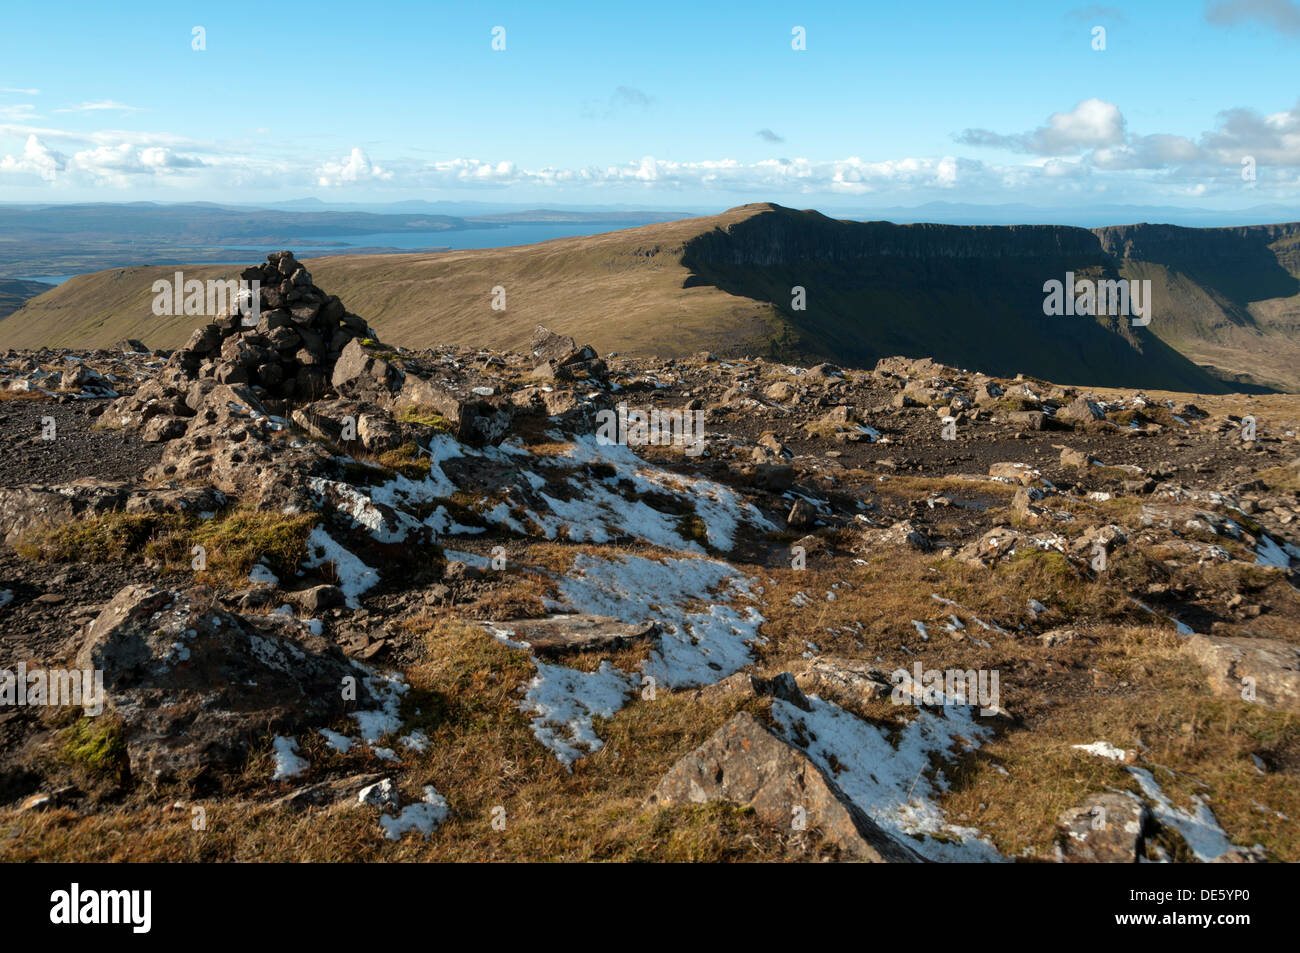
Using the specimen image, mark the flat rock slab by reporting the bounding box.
[1056,792,1150,862]
[646,711,921,863]
[1184,632,1300,713]
[481,614,657,657]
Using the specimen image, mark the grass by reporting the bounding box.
[377,442,432,479]
[16,507,317,585]
[1,617,825,861]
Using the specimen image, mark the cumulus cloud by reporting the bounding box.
[958,98,1126,155]
[1206,0,1300,34]
[1199,99,1300,165]
[0,134,67,180]
[316,147,394,187]
[0,132,208,184]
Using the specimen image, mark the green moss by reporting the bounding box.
[16,512,181,562]
[396,405,455,434]
[18,507,315,585]
[62,716,130,785]
[677,512,710,547]
[378,442,432,479]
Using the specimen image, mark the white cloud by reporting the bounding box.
[55,100,142,113]
[0,134,66,180]
[316,147,393,187]
[0,87,40,96]
[0,104,39,121]
[958,98,1126,155]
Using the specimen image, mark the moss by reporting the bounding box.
[182,508,316,580]
[16,512,181,562]
[62,716,130,786]
[18,507,315,585]
[396,405,455,434]
[378,442,432,479]
[677,512,710,547]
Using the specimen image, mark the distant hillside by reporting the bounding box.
[0,279,52,320]
[1095,222,1300,392]
[4,204,1298,392]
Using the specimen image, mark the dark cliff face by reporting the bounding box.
[677,205,1257,393]
[1093,221,1300,261]
[684,207,1109,266]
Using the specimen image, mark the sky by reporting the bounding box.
[1,0,1299,213]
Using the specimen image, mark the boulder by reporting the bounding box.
[480,615,658,657]
[1055,792,1150,862]
[646,712,921,862]
[75,585,377,780]
[1183,633,1300,713]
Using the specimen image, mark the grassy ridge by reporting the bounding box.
[3,203,1297,391]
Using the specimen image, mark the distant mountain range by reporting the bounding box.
[4,203,1299,392]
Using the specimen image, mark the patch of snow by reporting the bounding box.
[248,563,278,585]
[271,736,308,780]
[770,696,1003,862]
[1127,766,1236,862]
[379,786,450,840]
[303,526,379,609]
[519,660,636,767]
[1073,740,1130,761]
[318,729,354,753]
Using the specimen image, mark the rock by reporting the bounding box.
[1183,633,1300,713]
[271,772,388,811]
[357,413,402,453]
[141,414,188,443]
[988,462,1043,486]
[332,339,400,397]
[747,463,795,492]
[1040,628,1081,647]
[480,615,657,657]
[0,480,130,545]
[443,561,482,584]
[357,777,401,811]
[787,498,817,529]
[1055,792,1150,862]
[1057,396,1105,425]
[646,712,921,862]
[1060,448,1092,468]
[292,584,346,613]
[794,658,892,709]
[1012,486,1045,521]
[75,585,376,780]
[764,381,796,402]
[867,519,932,551]
[530,326,578,366]
[1007,411,1047,431]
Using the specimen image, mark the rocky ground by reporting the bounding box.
[0,251,1298,862]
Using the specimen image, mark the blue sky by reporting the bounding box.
[1,0,1299,211]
